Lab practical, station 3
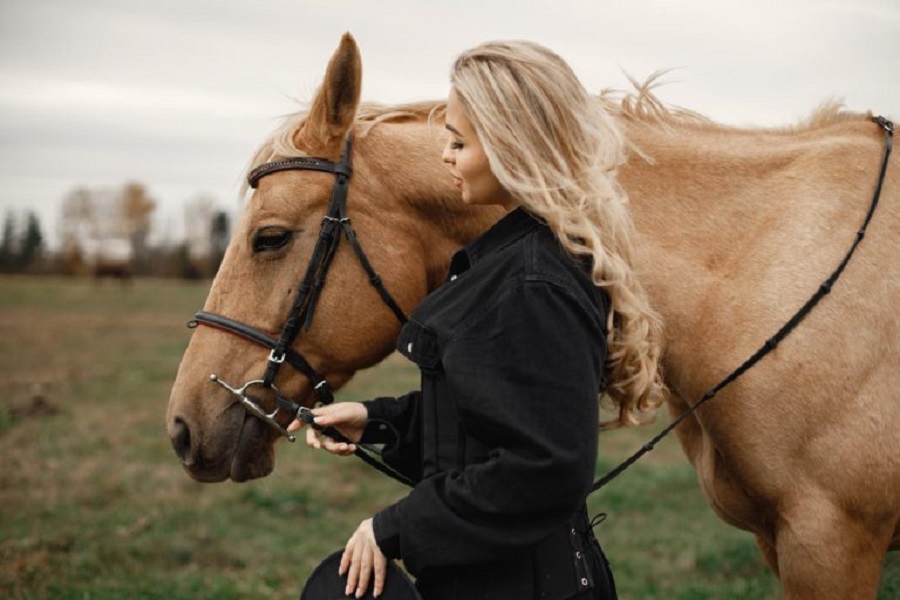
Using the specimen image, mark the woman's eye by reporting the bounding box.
[450,141,463,150]
[252,229,293,252]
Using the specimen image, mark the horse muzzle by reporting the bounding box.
[167,389,278,483]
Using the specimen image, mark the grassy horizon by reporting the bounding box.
[1,276,897,599]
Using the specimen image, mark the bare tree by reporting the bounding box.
[184,194,216,276]
[0,211,45,273]
[121,182,155,274]
[209,209,230,276]
[0,211,16,272]
[59,183,155,277]
[21,212,43,269]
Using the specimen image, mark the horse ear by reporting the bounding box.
[300,33,362,153]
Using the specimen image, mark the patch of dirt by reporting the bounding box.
[8,393,59,421]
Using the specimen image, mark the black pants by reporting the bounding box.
[580,524,617,600]
[415,528,617,600]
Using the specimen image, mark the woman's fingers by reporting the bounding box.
[314,406,365,431]
[305,426,356,455]
[338,520,385,598]
[287,418,303,433]
[346,538,364,596]
[320,403,368,436]
[348,545,385,598]
[355,548,372,598]
[372,550,387,598]
[339,539,353,576]
[305,425,320,449]
[322,435,356,455]
[293,403,366,456]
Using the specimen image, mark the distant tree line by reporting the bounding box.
[1,182,231,280]
[0,211,44,273]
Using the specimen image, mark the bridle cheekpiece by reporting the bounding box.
[188,134,407,441]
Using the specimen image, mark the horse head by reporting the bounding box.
[166,34,498,482]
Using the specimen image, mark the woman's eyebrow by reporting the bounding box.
[445,123,464,137]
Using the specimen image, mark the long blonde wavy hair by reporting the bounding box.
[451,40,664,427]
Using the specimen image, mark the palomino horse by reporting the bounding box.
[167,34,899,598]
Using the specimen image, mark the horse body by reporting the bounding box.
[92,259,133,285]
[166,34,898,597]
[621,116,900,594]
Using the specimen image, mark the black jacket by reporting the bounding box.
[363,208,611,599]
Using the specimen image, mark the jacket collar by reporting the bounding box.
[449,207,541,277]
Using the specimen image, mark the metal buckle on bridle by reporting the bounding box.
[267,349,286,365]
[875,115,894,134]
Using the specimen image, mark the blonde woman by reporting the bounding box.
[292,40,663,600]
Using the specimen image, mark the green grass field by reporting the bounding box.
[1,276,897,599]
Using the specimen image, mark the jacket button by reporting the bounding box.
[407,342,413,353]
[580,578,588,587]
[575,551,582,559]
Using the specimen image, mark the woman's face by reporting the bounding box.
[442,88,516,210]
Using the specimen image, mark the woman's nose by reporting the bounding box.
[441,141,454,165]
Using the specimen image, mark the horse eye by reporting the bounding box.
[252,228,293,253]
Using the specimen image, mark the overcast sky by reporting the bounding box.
[1,0,897,248]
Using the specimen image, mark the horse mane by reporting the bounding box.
[599,70,870,133]
[356,101,446,129]
[353,72,869,133]
[598,71,712,127]
[247,74,872,180]
[245,100,448,187]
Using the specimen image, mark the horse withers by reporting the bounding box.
[166,34,899,598]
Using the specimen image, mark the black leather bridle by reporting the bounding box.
[187,134,407,443]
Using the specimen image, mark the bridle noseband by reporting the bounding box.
[188,134,407,442]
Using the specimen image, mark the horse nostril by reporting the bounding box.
[170,417,193,464]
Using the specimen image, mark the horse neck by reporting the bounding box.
[356,119,504,291]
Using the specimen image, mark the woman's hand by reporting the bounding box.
[287,401,368,456]
[341,518,387,598]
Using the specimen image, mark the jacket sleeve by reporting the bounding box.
[373,281,607,571]
[361,391,423,484]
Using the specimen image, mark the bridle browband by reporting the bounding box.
[188,134,408,444]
